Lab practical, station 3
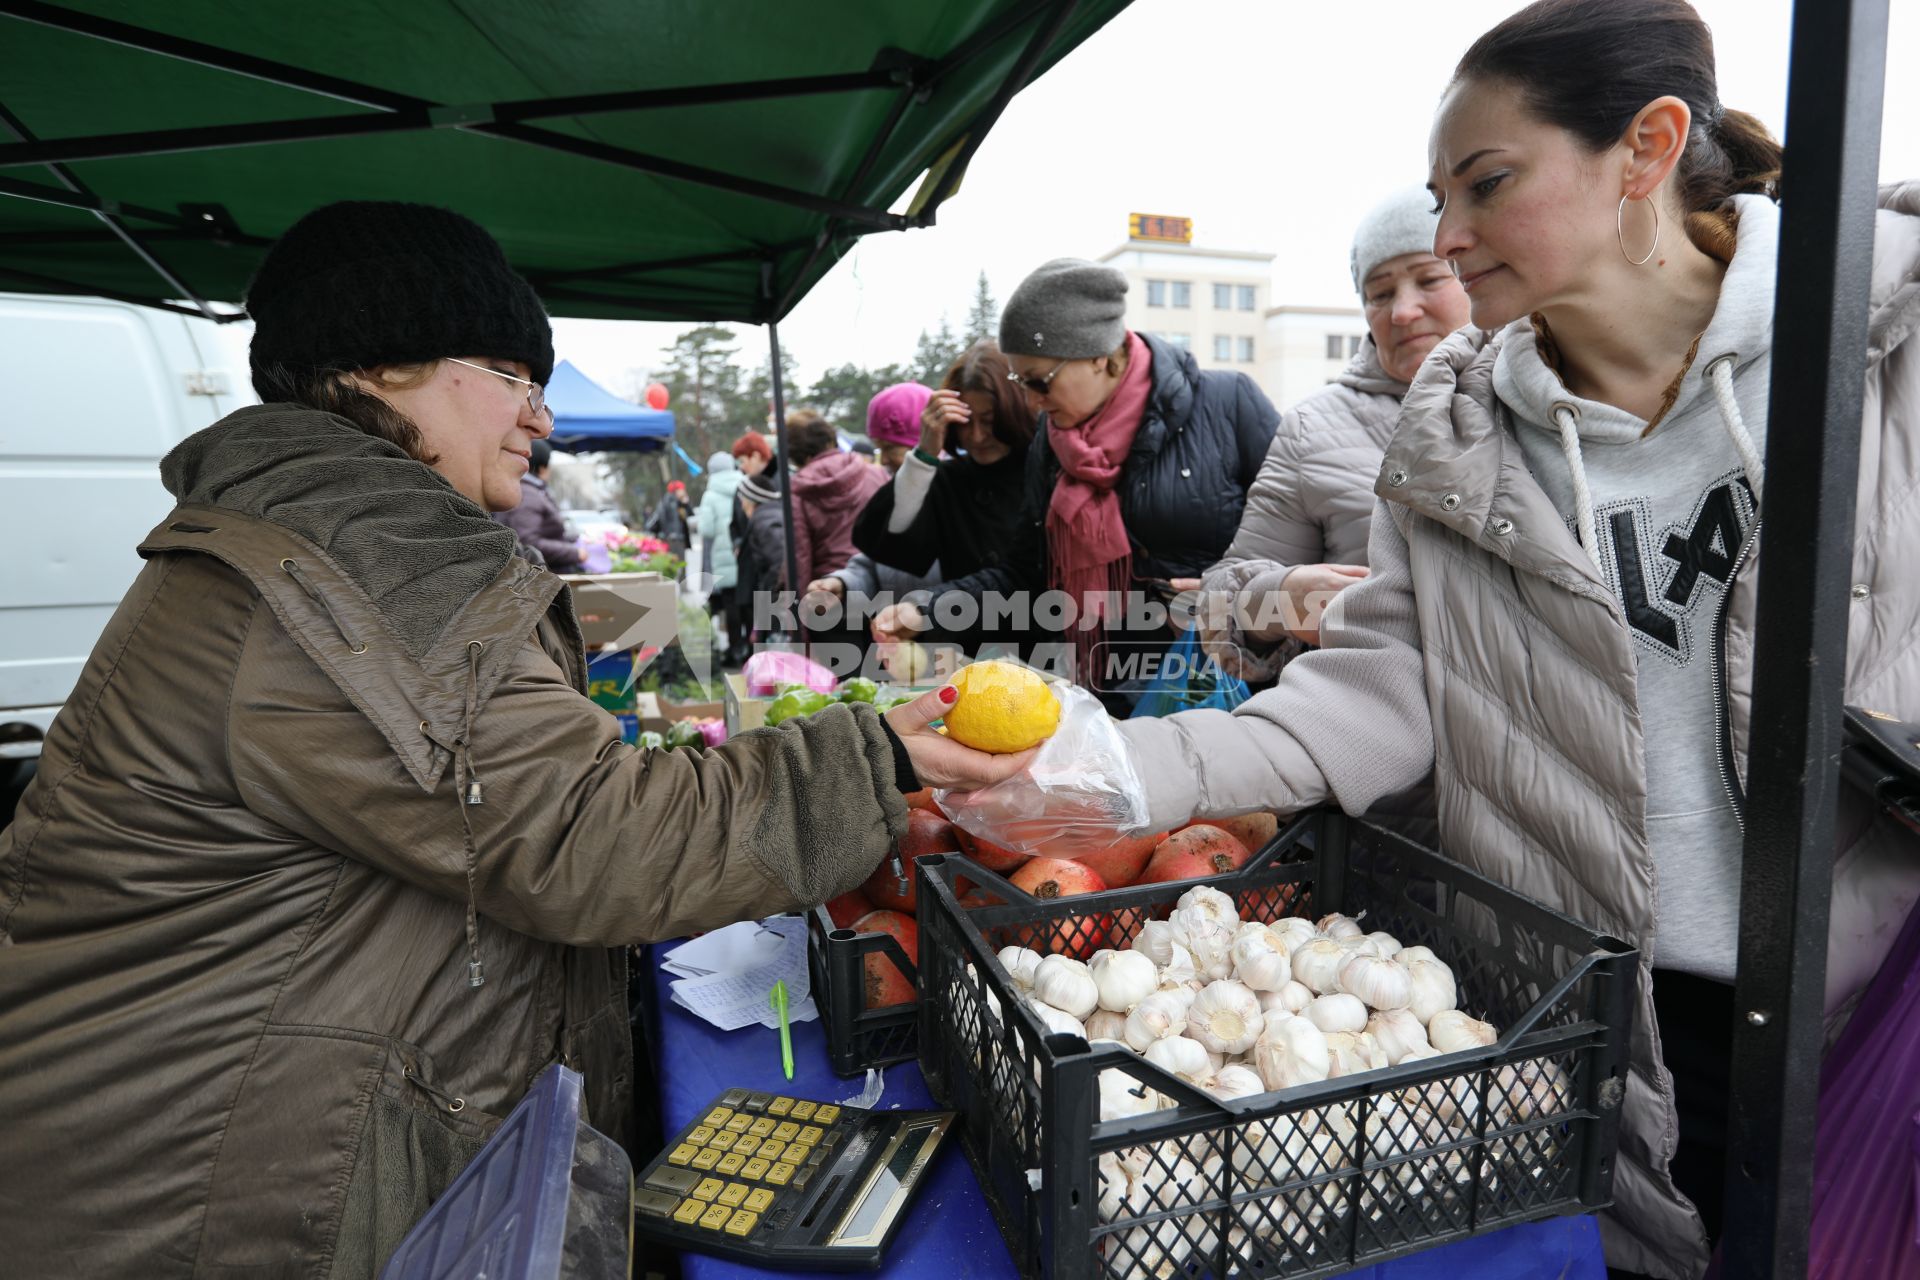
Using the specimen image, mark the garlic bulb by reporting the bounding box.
[1394,945,1440,967]
[1316,911,1365,940]
[1206,1064,1267,1101]
[1144,1034,1216,1086]
[1187,980,1266,1055]
[1250,1016,1331,1090]
[1089,948,1159,1013]
[1156,940,1199,990]
[1269,916,1322,954]
[1363,931,1404,960]
[1257,981,1314,1018]
[1176,884,1240,927]
[1098,1151,1136,1222]
[1170,906,1235,981]
[1131,920,1181,967]
[1323,1030,1389,1078]
[1400,957,1458,1024]
[1290,938,1350,995]
[1230,933,1292,992]
[1085,1008,1130,1042]
[1427,1009,1497,1053]
[1490,1059,1570,1125]
[1032,954,1099,1020]
[1366,1008,1432,1064]
[996,945,1044,991]
[1025,998,1086,1040]
[1302,992,1369,1034]
[1113,1155,1213,1279]
[1337,954,1413,1010]
[1099,1065,1163,1122]
[1123,989,1192,1052]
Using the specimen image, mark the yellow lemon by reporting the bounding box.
[943,661,1059,753]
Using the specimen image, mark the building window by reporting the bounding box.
[1325,334,1344,359]
[1213,283,1232,310]
[1147,280,1166,308]
[1349,334,1365,357]
[1213,335,1233,362]
[1171,281,1192,309]
[1162,332,1191,349]
[1238,285,1257,311]
[1237,336,1256,363]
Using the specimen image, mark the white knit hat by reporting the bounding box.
[1349,186,1443,293]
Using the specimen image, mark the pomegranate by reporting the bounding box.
[852,909,919,1008]
[953,827,1028,874]
[1070,832,1162,889]
[904,787,943,814]
[1139,824,1252,888]
[1008,857,1110,957]
[824,889,875,930]
[1206,812,1280,853]
[864,810,960,914]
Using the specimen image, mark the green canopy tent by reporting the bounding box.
[0,0,1131,585]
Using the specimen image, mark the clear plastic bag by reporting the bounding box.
[934,683,1151,858]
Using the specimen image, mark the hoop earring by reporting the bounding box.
[1618,193,1660,266]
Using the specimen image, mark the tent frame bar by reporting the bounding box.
[1719,0,1889,1272]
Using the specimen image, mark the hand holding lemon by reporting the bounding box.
[884,660,1057,790]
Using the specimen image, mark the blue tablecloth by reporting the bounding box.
[645,943,1607,1279]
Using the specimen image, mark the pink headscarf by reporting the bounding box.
[866,382,932,448]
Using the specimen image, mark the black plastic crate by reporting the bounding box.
[916,811,1638,1280]
[805,903,921,1077]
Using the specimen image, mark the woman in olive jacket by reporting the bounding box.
[0,202,1024,1280]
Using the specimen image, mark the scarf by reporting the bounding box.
[1045,330,1153,687]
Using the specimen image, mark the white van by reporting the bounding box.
[0,292,253,791]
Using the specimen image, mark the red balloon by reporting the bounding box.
[645,382,670,410]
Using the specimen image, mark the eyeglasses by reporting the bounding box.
[445,357,552,420]
[1006,358,1072,396]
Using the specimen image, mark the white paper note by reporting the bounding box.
[665,916,819,1031]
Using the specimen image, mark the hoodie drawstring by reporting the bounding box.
[1705,354,1766,504]
[280,558,366,654]
[1550,403,1603,569]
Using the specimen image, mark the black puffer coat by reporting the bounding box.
[925,333,1279,708]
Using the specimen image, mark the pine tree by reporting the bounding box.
[963,270,998,345]
[910,316,963,387]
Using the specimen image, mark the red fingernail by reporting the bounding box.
[939,685,958,704]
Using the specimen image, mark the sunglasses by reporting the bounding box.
[445,357,552,420]
[1006,357,1072,396]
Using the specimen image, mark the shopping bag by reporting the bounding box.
[1128,625,1250,719]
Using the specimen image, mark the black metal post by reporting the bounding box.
[1720,0,1888,1272]
[764,261,800,614]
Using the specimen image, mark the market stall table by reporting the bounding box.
[645,939,1609,1279]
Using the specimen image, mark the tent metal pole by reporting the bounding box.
[1719,0,1888,1271]
[764,264,800,612]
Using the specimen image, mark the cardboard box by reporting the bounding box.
[584,650,639,714]
[724,672,773,735]
[559,572,679,651]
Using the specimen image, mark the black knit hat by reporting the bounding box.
[245,201,554,395]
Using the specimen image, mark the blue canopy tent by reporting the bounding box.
[543,359,675,454]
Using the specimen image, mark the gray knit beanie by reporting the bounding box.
[1349,186,1443,293]
[999,258,1129,358]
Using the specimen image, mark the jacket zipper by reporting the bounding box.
[1710,519,1761,831]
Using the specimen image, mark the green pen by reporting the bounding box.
[769,980,794,1080]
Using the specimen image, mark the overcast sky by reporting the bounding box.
[545,0,1920,403]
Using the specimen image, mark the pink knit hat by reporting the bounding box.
[865,382,932,448]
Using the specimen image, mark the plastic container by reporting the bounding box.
[916,811,1638,1280]
[807,902,922,1076]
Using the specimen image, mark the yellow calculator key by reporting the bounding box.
[688,1126,716,1145]
[672,1197,704,1225]
[747,1117,776,1138]
[768,1096,794,1116]
[716,1153,745,1176]
[742,1157,770,1180]
[667,1143,697,1167]
[766,1162,796,1187]
[703,1107,733,1126]
[709,1131,737,1152]
[797,1125,824,1146]
[699,1202,731,1231]
[691,1148,722,1171]
[772,1121,799,1142]
[813,1105,841,1125]
[758,1140,785,1162]
[733,1135,760,1157]
[785,1143,811,1166]
[717,1182,750,1208]
[744,1188,775,1213]
[724,1209,759,1237]
[725,1113,752,1133]
[691,1177,724,1202]
[789,1100,817,1121]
